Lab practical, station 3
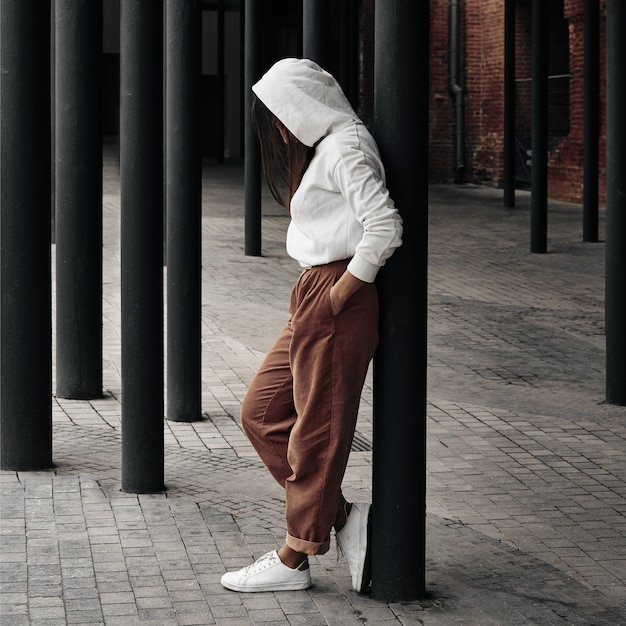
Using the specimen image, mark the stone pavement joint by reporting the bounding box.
[1,148,625,625]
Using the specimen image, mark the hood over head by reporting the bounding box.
[252,58,358,148]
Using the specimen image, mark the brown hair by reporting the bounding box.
[251,95,315,210]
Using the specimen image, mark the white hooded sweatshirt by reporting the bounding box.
[252,58,403,283]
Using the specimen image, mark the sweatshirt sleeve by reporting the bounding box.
[333,144,403,283]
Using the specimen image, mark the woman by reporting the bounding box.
[220,58,402,594]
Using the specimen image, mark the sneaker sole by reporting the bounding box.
[221,579,312,593]
[357,506,372,594]
[352,504,372,593]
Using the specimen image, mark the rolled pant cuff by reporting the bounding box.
[286,533,330,556]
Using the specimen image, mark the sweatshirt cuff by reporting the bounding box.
[347,255,379,283]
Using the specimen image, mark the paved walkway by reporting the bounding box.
[1,147,625,625]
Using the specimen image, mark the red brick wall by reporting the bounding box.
[427,0,607,205]
[549,0,606,204]
[465,0,507,185]
[429,0,457,181]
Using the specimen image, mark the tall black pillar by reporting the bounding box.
[303,0,330,69]
[1,1,53,470]
[338,0,358,108]
[55,0,103,400]
[530,0,548,253]
[503,0,516,208]
[166,0,202,422]
[51,0,56,242]
[372,0,428,602]
[583,0,599,243]
[217,0,226,164]
[605,0,626,405]
[244,0,262,256]
[448,0,465,178]
[120,0,165,492]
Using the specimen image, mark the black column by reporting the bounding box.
[217,0,226,164]
[371,0,428,602]
[448,0,465,178]
[51,0,56,242]
[338,0,358,108]
[583,0,599,243]
[1,1,52,470]
[303,0,330,69]
[120,0,165,493]
[55,0,103,400]
[166,0,202,422]
[530,0,548,253]
[244,0,262,256]
[503,0,516,208]
[605,0,626,405]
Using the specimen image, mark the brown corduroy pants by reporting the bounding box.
[240,259,379,555]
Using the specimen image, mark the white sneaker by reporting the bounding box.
[220,550,312,592]
[336,502,372,593]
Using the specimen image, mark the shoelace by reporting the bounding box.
[242,552,276,575]
[241,551,309,575]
